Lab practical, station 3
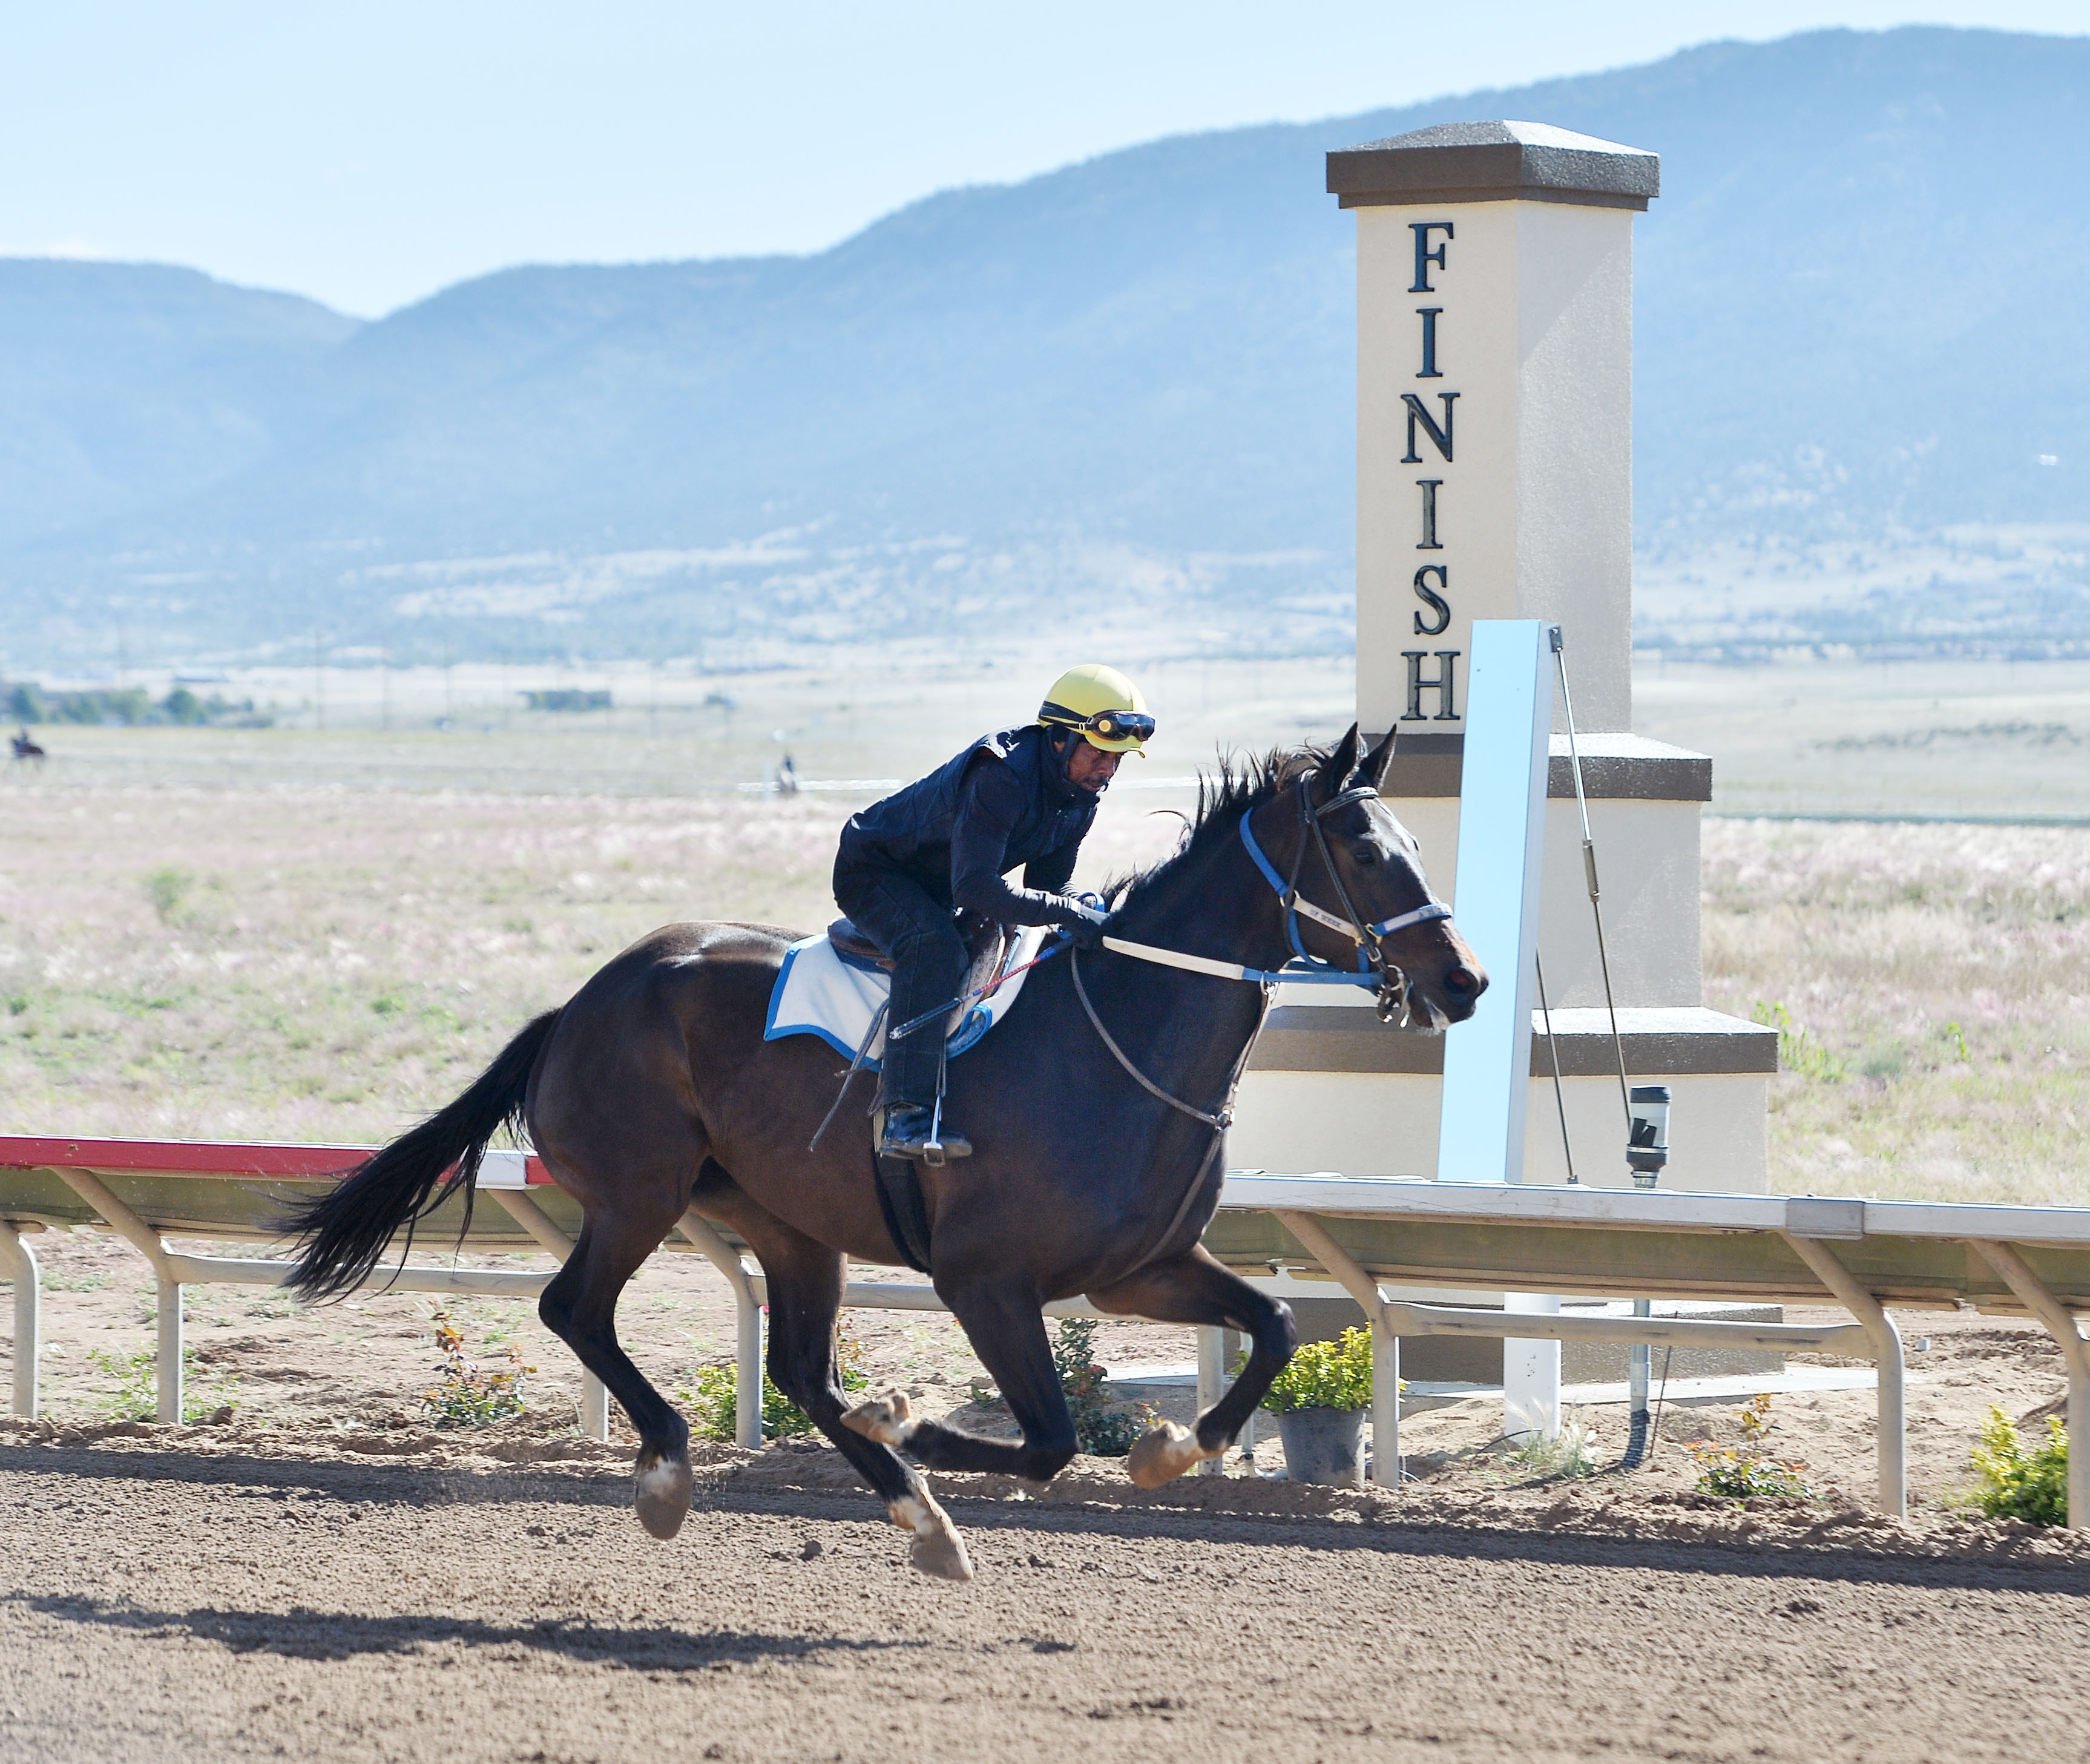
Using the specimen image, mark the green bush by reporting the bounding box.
[682,1332,869,1443]
[86,1344,238,1424]
[419,1309,531,1427]
[1752,999,1848,1082]
[1261,1325,1375,1414]
[1688,1393,1814,1500]
[1970,1404,2068,1526]
[1051,1317,1150,1456]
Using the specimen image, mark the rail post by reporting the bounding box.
[157,1277,184,1423]
[677,1211,766,1449]
[1372,1308,1400,1486]
[486,1188,611,1443]
[1968,1239,2090,1530]
[1196,1326,1226,1475]
[1,1220,39,1418]
[1272,1209,1401,1487]
[1780,1231,1904,1518]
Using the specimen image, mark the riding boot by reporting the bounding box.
[878,1104,971,1161]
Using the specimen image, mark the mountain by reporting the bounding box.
[4,25,2088,670]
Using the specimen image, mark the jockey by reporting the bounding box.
[833,663,1152,1160]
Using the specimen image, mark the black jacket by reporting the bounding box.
[836,725,1096,927]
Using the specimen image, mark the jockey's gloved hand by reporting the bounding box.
[1055,894,1108,948]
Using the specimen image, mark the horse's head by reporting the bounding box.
[1250,726,1487,1031]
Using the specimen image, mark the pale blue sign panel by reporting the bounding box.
[1435,619,1553,1185]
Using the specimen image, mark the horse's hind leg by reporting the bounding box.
[539,1207,695,1539]
[734,1216,973,1581]
[843,1278,1079,1484]
[1087,1246,1298,1489]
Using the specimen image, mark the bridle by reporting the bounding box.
[1062,762,1453,1274]
[1240,771,1451,1025]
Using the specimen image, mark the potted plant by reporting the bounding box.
[1261,1325,1376,1486]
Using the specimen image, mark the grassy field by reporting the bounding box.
[2,655,2086,1200]
[1701,818,2089,1203]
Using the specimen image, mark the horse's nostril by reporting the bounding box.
[1445,967,1478,996]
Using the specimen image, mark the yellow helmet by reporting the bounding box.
[1038,663,1152,755]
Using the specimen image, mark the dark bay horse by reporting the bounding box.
[286,728,1484,1578]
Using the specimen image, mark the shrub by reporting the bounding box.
[682,1331,868,1443]
[1051,1317,1151,1456]
[419,1309,532,1427]
[1752,999,1848,1082]
[86,1344,238,1424]
[1969,1404,2068,1526]
[1261,1325,1375,1414]
[1689,1393,1814,1500]
[1507,1408,1602,1479]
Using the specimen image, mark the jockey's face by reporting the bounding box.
[1065,738,1123,795]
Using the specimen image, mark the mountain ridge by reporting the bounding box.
[5,24,2088,669]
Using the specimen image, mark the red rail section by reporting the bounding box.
[0,1135,554,1184]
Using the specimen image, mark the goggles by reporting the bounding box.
[1042,702,1156,745]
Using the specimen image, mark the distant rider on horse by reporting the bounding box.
[832,663,1152,1161]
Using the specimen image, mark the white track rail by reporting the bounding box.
[10,1145,2090,1525]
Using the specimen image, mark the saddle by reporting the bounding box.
[826,913,1009,996]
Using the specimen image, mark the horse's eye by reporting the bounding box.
[1351,843,1381,865]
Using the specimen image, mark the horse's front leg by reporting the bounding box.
[843,1277,1079,1485]
[1086,1245,1297,1488]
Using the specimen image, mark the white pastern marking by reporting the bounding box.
[637,1459,684,1498]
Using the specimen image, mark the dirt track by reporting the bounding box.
[5,1427,2090,1764]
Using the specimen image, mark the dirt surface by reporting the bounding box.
[8,1221,2090,1762]
[5,1421,2090,1764]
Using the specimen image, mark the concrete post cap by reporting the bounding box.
[1328,119,1660,210]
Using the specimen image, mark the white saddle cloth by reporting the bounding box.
[763,924,1054,1068]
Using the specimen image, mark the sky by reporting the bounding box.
[5,2,2087,317]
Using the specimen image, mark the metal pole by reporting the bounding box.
[157,1277,183,1423]
[1372,1310,1400,1487]
[677,1212,767,1450]
[1968,1239,2090,1530]
[1781,1232,1904,1518]
[1196,1325,1226,1476]
[1628,1297,1652,1457]
[580,1372,611,1443]
[487,1188,610,1443]
[1,1222,39,1419]
[737,1289,764,1450]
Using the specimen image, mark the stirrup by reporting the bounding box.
[879,1105,971,1163]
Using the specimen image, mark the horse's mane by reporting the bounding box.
[1106,743,1332,909]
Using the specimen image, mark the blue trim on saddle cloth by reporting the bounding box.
[763,929,1041,1070]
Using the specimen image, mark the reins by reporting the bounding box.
[1063,764,1454,1269]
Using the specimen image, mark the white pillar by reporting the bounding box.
[2,1222,39,1420]
[581,1372,611,1443]
[157,1278,183,1424]
[1370,1312,1400,1486]
[1333,120,1657,745]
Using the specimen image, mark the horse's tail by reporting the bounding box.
[281,1008,563,1303]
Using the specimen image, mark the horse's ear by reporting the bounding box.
[1357,727,1396,793]
[1319,725,1361,795]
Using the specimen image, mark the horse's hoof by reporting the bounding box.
[634,1453,693,1540]
[842,1390,914,1447]
[1127,1420,1211,1489]
[890,1492,973,1583]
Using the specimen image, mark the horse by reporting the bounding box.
[284,726,1485,1579]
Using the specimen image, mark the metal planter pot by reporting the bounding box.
[1273,1406,1365,1486]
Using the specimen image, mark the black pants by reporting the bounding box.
[832,860,966,1110]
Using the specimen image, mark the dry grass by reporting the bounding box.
[0,781,1175,1142]
[4,775,2086,1203]
[1702,818,2090,1204]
